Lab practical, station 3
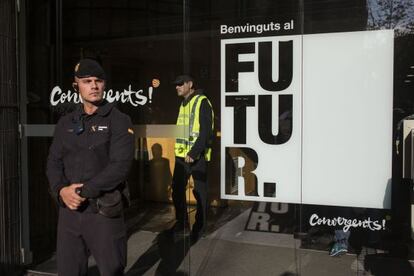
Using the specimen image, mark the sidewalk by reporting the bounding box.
[27,204,414,276]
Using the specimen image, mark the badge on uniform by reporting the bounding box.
[98,126,108,132]
[91,125,108,132]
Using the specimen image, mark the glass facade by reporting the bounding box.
[11,0,414,274]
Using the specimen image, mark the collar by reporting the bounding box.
[74,100,113,117]
[182,89,203,106]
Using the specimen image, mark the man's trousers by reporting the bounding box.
[57,207,127,276]
[172,156,208,232]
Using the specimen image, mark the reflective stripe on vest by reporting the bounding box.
[175,94,213,161]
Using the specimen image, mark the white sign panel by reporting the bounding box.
[302,30,394,208]
[221,30,393,208]
[220,35,302,202]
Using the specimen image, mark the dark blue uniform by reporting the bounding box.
[47,101,134,276]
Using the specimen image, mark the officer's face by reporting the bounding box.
[75,77,105,104]
[176,81,192,98]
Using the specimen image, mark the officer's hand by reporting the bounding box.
[59,183,86,210]
[185,155,194,163]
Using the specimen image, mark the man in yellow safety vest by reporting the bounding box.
[170,75,214,242]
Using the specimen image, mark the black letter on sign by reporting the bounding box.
[226,43,255,92]
[258,94,292,144]
[225,147,259,196]
[226,95,255,144]
[258,41,293,91]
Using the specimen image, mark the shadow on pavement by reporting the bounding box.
[125,230,191,276]
[364,253,414,276]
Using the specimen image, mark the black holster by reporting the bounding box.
[89,183,130,218]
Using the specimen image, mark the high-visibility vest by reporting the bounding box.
[175,94,214,161]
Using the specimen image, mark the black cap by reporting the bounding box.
[74,59,106,79]
[173,75,194,85]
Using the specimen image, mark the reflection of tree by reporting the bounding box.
[367,0,414,36]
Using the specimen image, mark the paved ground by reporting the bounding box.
[26,203,414,276]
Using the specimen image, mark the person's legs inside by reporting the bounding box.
[171,157,191,232]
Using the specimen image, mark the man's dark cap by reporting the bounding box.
[173,75,194,85]
[74,58,106,79]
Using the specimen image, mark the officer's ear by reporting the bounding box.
[188,81,193,89]
[72,82,78,92]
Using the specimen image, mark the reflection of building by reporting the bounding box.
[2,0,414,274]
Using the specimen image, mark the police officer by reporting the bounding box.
[171,75,214,242]
[47,58,135,276]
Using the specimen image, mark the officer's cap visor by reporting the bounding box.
[173,75,193,85]
[74,59,106,80]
